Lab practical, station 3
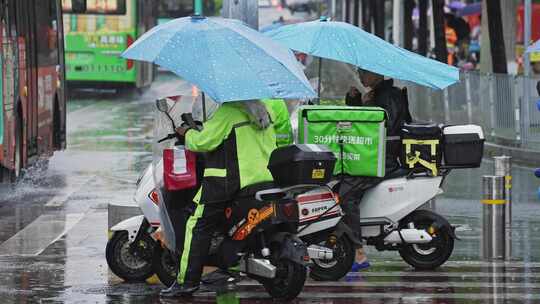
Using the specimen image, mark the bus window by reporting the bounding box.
[35,0,59,66]
[63,0,127,15]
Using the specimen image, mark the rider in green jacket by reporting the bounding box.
[161,101,277,298]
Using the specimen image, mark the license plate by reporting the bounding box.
[312,169,325,179]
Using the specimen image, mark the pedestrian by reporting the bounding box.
[341,68,412,272]
[161,100,277,298]
[351,69,411,163]
[444,19,458,66]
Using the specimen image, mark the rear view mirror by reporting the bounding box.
[156,99,169,113]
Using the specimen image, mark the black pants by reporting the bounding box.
[176,201,228,287]
[336,175,382,248]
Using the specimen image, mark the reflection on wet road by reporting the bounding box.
[1,73,540,303]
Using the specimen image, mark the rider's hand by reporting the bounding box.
[362,90,375,104]
[176,126,190,136]
[348,86,360,97]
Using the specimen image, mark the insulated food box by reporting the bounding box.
[297,106,387,177]
[268,144,336,187]
[401,123,443,175]
[442,124,484,168]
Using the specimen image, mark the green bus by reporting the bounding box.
[62,0,156,88]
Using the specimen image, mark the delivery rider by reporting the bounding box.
[160,100,277,298]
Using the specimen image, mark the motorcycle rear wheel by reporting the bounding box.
[262,259,307,301]
[398,210,454,270]
[309,235,355,281]
[105,231,156,282]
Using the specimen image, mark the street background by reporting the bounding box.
[0,0,540,303]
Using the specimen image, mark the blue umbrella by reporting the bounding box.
[260,21,284,33]
[456,3,481,17]
[122,16,316,103]
[526,39,540,53]
[265,18,459,90]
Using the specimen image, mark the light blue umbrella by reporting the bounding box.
[265,18,459,90]
[526,39,540,53]
[122,16,316,103]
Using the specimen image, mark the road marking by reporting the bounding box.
[45,176,94,207]
[346,271,540,278]
[0,212,85,256]
[236,291,540,300]
[239,280,540,289]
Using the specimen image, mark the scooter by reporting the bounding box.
[307,170,457,281]
[106,99,352,285]
[110,99,349,300]
[106,98,459,284]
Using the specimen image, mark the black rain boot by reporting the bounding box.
[160,281,199,298]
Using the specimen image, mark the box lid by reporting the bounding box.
[300,106,387,123]
[443,124,484,140]
[269,144,336,165]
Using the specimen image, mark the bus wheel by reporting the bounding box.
[53,97,61,150]
[10,112,23,183]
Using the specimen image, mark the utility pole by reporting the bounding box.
[501,0,519,74]
[403,0,414,50]
[353,0,360,27]
[362,0,371,31]
[222,0,259,30]
[418,0,428,55]
[432,0,447,63]
[485,0,507,74]
[373,0,385,39]
[524,0,532,77]
[393,0,404,46]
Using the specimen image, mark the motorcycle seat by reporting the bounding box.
[236,181,277,198]
[384,168,411,180]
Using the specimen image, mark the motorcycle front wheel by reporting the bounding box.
[105,231,156,282]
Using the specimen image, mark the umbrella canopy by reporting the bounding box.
[456,3,481,17]
[526,39,540,53]
[448,1,466,10]
[122,16,316,103]
[265,19,459,89]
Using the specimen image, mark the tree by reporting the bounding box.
[485,0,507,73]
[418,0,428,56]
[432,0,447,63]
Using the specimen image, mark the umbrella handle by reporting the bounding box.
[317,58,322,101]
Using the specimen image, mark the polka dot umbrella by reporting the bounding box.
[122,16,316,103]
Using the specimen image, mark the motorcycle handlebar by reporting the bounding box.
[157,133,178,143]
[181,113,201,131]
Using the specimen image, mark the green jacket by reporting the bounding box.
[264,99,293,147]
[186,102,277,204]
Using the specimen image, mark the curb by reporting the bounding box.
[484,142,540,166]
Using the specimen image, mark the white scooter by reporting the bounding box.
[105,99,468,283]
[106,148,457,284]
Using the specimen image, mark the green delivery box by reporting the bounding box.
[297,106,387,177]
